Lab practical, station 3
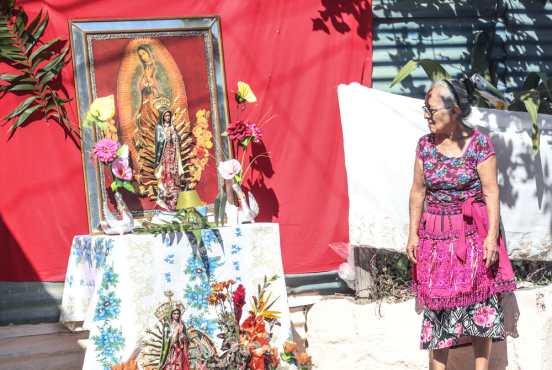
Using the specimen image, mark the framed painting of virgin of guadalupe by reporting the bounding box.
[70,17,231,232]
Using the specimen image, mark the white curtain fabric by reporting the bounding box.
[338,83,552,260]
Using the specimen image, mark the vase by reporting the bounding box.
[100,191,134,234]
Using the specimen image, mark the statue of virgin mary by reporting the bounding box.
[154,110,185,210]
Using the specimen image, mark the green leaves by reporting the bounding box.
[4,95,38,120]
[135,208,213,235]
[214,190,227,226]
[470,31,491,79]
[519,89,540,152]
[389,59,450,88]
[110,179,136,194]
[0,3,74,138]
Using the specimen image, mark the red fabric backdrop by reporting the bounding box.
[0,0,372,281]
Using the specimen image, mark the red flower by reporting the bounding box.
[227,120,249,142]
[232,284,246,323]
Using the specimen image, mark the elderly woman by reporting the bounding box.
[407,79,517,370]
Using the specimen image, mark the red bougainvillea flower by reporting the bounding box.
[232,284,246,323]
[92,138,119,163]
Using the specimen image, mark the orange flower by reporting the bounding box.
[212,282,224,292]
[296,352,312,366]
[207,293,218,305]
[270,346,280,368]
[283,340,297,354]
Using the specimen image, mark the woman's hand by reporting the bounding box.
[406,235,419,264]
[483,236,498,268]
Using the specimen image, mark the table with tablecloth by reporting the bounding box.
[60,223,291,370]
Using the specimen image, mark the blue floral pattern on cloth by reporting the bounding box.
[72,236,113,270]
[187,313,218,337]
[91,265,125,368]
[181,234,223,330]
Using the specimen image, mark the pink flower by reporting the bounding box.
[437,339,455,349]
[112,157,132,180]
[454,323,463,336]
[217,159,241,180]
[246,122,263,143]
[473,306,497,328]
[92,138,119,163]
[421,320,433,342]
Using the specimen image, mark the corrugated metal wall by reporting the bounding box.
[372,0,552,98]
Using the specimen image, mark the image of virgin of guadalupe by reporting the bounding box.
[117,39,195,202]
[154,110,185,211]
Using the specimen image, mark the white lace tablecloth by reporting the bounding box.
[60,223,291,370]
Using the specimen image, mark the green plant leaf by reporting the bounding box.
[0,83,34,92]
[25,12,48,53]
[418,59,449,81]
[9,103,41,133]
[36,46,68,76]
[29,36,60,64]
[0,51,26,63]
[37,71,56,89]
[122,181,135,193]
[191,229,202,245]
[538,73,552,101]
[390,59,449,88]
[0,73,32,83]
[22,9,42,43]
[214,191,227,226]
[110,181,119,192]
[470,30,491,77]
[389,60,419,88]
[520,89,540,152]
[522,72,540,91]
[15,11,28,36]
[4,95,38,120]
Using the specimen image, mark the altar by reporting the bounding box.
[60,223,291,370]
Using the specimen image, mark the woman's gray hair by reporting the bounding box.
[431,79,472,118]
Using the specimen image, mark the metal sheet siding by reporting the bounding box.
[372,0,552,98]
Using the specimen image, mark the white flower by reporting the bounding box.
[217,159,241,180]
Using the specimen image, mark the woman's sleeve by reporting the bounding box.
[416,136,426,160]
[475,132,496,165]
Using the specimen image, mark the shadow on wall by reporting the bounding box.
[311,0,372,40]
[370,0,552,98]
[475,109,552,236]
[0,214,62,325]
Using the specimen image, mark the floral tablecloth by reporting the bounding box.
[60,223,291,370]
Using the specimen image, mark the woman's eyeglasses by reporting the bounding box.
[422,106,448,116]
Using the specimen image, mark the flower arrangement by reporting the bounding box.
[205,275,314,370]
[218,81,270,186]
[214,81,272,225]
[85,95,135,194]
